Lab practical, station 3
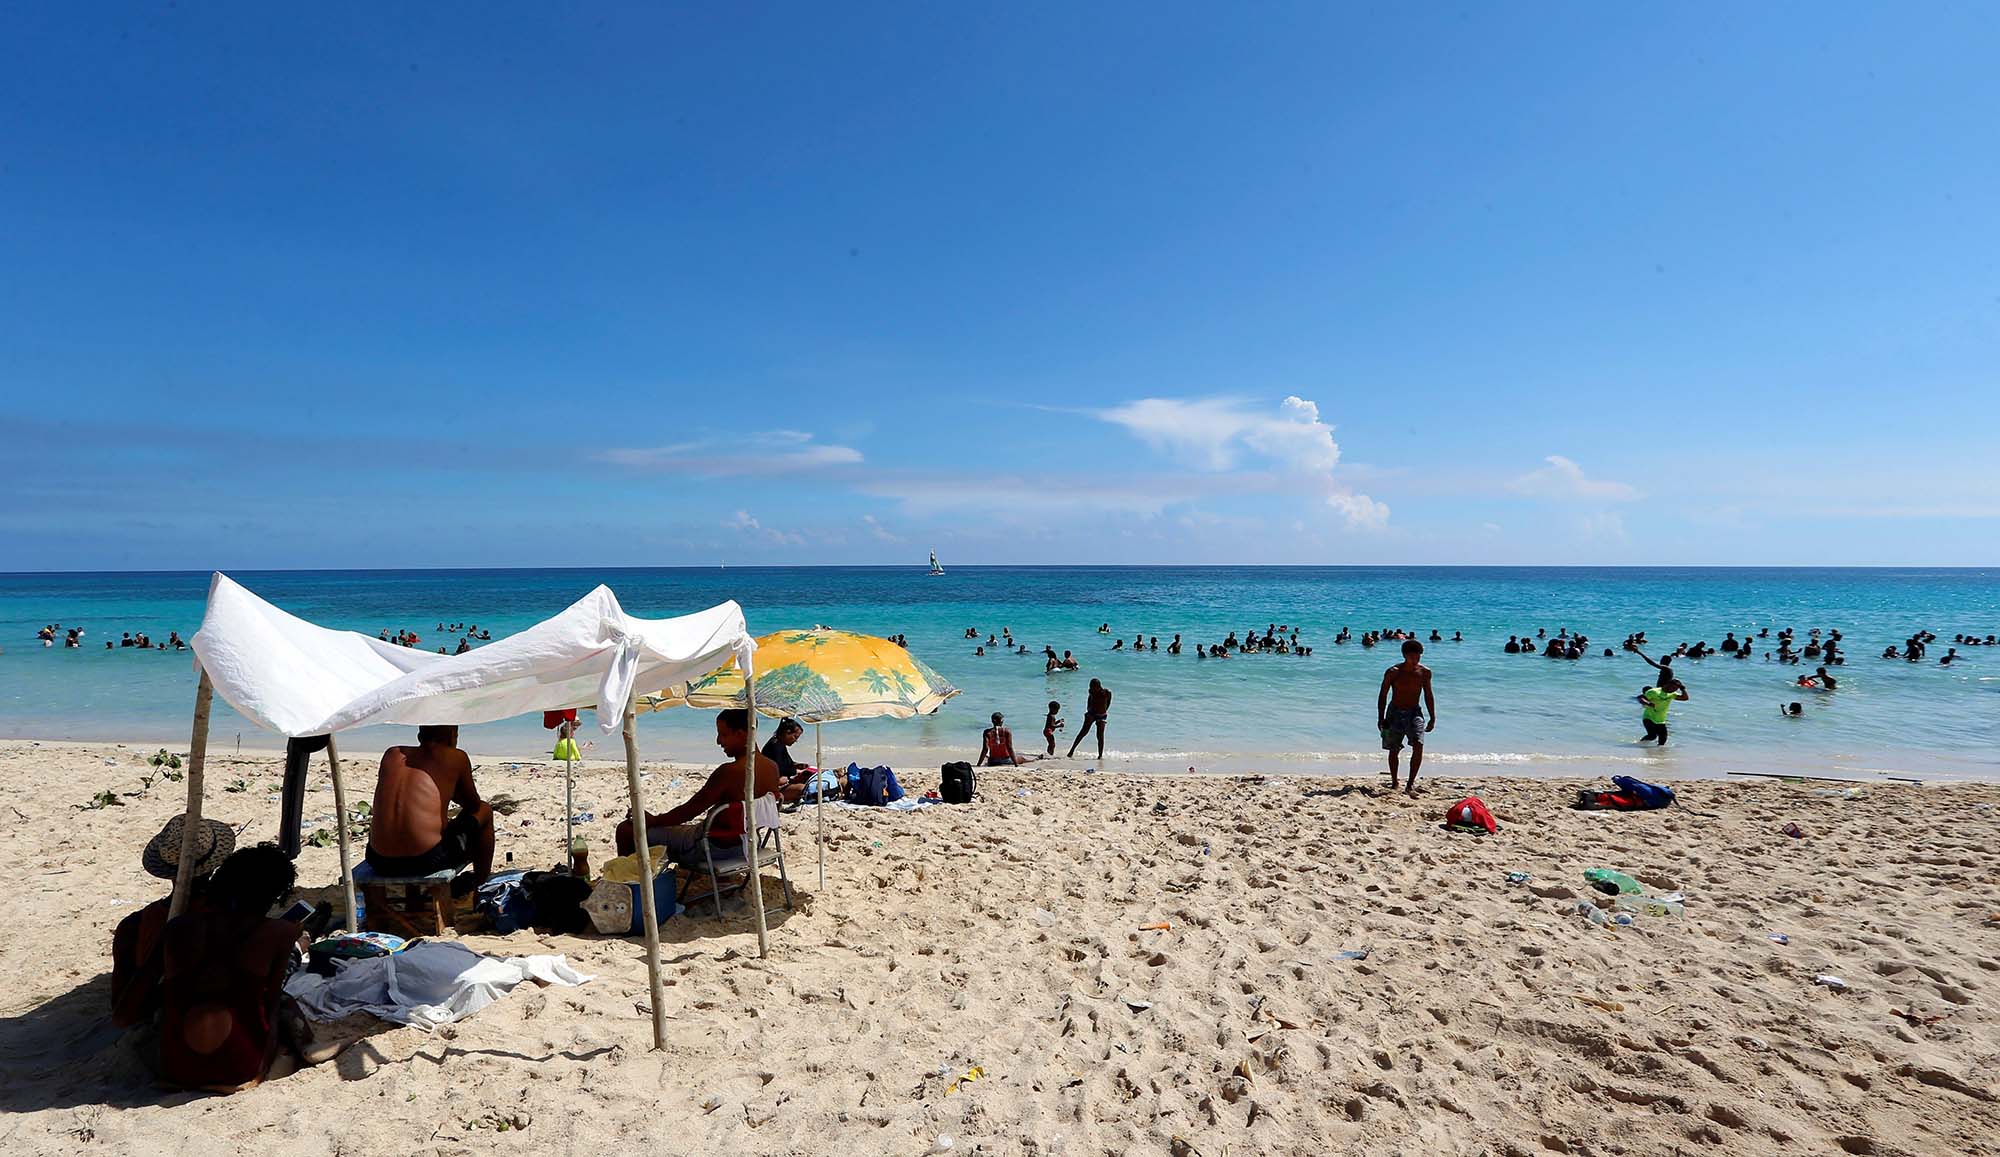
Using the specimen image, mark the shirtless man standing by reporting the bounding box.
[366,725,494,888]
[1376,639,1436,794]
[1066,678,1112,761]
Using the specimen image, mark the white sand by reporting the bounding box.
[1,738,1996,1156]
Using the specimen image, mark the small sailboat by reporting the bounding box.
[928,550,945,576]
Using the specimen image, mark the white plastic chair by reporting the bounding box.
[692,794,792,917]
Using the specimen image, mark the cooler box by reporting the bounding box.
[584,852,676,935]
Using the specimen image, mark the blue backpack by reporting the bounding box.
[1610,775,1676,810]
[846,763,905,806]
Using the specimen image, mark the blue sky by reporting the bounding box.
[4,4,1997,569]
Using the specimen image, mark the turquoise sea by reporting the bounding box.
[3,567,1997,781]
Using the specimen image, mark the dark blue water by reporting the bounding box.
[4,567,1997,780]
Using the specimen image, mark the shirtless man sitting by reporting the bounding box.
[367,725,494,888]
[1376,639,1437,795]
[616,709,783,862]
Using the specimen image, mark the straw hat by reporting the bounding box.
[142,814,235,880]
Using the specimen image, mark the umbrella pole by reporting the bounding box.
[168,667,214,919]
[563,721,575,865]
[326,735,359,932]
[815,722,826,890]
[623,701,668,1051]
[743,683,769,957]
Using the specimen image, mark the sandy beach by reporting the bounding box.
[1,738,1996,1156]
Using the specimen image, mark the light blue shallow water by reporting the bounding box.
[3,567,1997,781]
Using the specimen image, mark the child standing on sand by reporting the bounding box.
[1043,700,1064,756]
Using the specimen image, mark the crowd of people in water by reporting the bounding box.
[375,622,493,655]
[34,624,189,651]
[27,621,500,657]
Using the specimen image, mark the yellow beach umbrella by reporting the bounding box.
[638,628,960,887]
[640,628,958,722]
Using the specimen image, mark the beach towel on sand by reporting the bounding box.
[283,940,590,1030]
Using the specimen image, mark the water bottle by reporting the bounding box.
[1614,894,1683,918]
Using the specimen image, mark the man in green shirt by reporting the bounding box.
[1638,677,1689,746]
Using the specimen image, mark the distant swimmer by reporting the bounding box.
[1504,636,1521,654]
[1376,639,1436,795]
[1782,702,1804,717]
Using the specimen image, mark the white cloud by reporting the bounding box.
[861,514,900,542]
[724,510,803,546]
[599,432,862,474]
[1508,455,1639,502]
[1327,490,1389,530]
[1576,511,1628,540]
[1096,395,1386,528]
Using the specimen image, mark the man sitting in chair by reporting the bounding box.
[367,725,495,890]
[616,709,783,862]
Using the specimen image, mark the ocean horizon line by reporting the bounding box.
[6,562,1997,578]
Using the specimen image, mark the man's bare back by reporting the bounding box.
[367,726,494,881]
[370,742,475,856]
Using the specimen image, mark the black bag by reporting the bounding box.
[941,760,976,804]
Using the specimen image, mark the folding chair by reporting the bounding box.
[690,794,792,918]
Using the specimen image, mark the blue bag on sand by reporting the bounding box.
[847,764,905,806]
[1610,775,1676,810]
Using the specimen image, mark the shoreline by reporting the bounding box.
[6,732,1991,786]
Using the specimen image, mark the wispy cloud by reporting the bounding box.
[1508,455,1639,502]
[599,431,862,474]
[725,510,804,546]
[861,514,901,542]
[1096,395,1386,528]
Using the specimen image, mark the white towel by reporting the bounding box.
[284,940,592,1030]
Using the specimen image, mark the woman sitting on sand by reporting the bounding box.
[978,713,1043,767]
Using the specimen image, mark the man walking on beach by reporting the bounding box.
[1066,678,1112,762]
[1377,639,1436,794]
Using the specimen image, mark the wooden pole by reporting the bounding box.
[326,735,359,932]
[562,720,576,864]
[744,678,769,957]
[623,701,668,1051]
[814,722,826,890]
[168,667,214,919]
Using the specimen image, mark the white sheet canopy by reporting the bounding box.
[174,572,762,1050]
[189,572,755,737]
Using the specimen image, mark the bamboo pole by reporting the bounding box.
[623,700,668,1051]
[744,678,769,957]
[168,667,214,919]
[326,735,359,931]
[814,722,826,890]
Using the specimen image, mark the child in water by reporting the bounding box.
[1637,676,1689,745]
